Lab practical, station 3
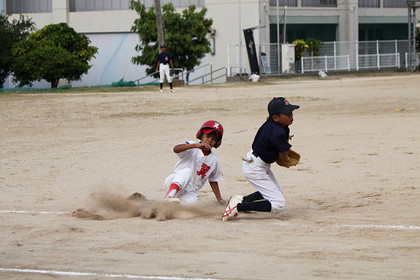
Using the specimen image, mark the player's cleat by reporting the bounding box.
[222,195,243,221]
[159,89,163,93]
[170,89,175,93]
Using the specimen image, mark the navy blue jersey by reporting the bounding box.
[251,118,291,164]
[158,51,171,64]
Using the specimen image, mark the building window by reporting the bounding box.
[359,0,380,7]
[383,0,407,8]
[6,0,52,14]
[269,0,297,7]
[69,0,205,12]
[69,0,131,12]
[301,0,337,7]
[162,0,205,8]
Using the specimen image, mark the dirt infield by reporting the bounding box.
[1,74,419,279]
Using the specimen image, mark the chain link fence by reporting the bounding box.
[228,40,412,75]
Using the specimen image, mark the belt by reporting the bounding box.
[252,151,259,158]
[162,63,168,65]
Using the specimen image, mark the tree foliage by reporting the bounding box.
[11,23,98,88]
[292,39,309,62]
[0,13,35,87]
[130,2,213,80]
[304,38,321,56]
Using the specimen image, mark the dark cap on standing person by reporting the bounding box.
[160,44,166,48]
[268,97,300,116]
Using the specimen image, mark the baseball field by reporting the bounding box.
[1,73,419,279]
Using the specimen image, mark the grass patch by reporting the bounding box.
[0,84,158,94]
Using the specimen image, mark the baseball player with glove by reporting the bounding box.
[222,97,300,221]
[164,120,226,205]
[156,44,175,93]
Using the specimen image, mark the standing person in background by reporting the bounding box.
[156,44,175,93]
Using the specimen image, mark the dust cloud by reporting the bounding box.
[72,191,212,221]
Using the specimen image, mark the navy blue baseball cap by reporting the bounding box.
[160,44,166,48]
[268,97,300,116]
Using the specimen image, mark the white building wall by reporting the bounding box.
[205,0,261,74]
[69,10,137,33]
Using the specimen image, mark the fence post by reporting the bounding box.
[395,39,398,67]
[325,56,328,71]
[227,44,230,76]
[334,41,337,70]
[376,40,380,70]
[301,57,304,73]
[356,41,359,71]
[210,63,213,84]
[347,55,350,71]
[311,56,314,72]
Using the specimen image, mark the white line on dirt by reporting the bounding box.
[2,210,419,230]
[271,222,420,230]
[0,210,71,214]
[0,268,219,280]
[336,224,420,230]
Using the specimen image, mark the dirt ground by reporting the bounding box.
[1,74,420,280]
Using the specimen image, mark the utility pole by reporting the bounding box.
[155,0,164,51]
[405,0,420,72]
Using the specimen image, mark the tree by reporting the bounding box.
[0,13,35,87]
[292,39,309,62]
[304,38,321,57]
[130,2,213,82]
[11,23,98,88]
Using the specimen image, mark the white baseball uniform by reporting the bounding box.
[164,141,223,205]
[242,150,286,213]
[159,63,173,83]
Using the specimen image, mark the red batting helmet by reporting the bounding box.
[196,120,224,148]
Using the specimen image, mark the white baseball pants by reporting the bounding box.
[242,150,286,213]
[159,64,173,83]
[164,168,198,205]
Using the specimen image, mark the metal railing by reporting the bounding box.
[134,68,184,85]
[301,55,350,73]
[228,39,411,75]
[357,53,400,70]
[186,65,227,85]
[134,64,227,86]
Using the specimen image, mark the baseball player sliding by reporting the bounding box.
[164,120,226,205]
[222,97,300,221]
[156,44,175,93]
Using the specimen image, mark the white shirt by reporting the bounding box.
[172,141,223,191]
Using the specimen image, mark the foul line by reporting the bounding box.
[2,210,419,231]
[271,222,420,231]
[0,210,71,215]
[336,224,420,230]
[0,268,219,280]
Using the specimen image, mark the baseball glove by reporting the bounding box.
[276,149,300,168]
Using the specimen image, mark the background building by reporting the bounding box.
[1,0,417,88]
